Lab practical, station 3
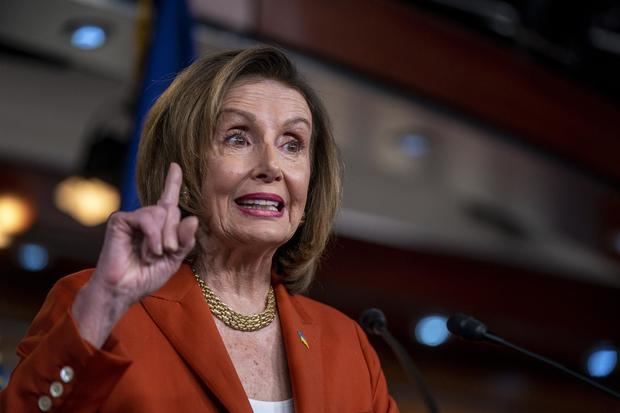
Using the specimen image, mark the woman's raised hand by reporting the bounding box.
[93,162,198,302]
[72,163,199,348]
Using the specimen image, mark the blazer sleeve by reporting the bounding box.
[354,323,400,413]
[0,273,132,413]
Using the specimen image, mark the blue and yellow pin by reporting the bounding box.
[297,330,309,349]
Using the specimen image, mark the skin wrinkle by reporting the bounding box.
[194,78,312,308]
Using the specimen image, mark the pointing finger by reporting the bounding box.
[158,162,182,207]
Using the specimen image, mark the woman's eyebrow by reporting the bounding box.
[283,116,311,130]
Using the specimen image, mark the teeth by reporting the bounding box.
[239,199,279,207]
[237,199,281,211]
[243,204,278,211]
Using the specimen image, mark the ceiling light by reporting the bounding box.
[54,176,120,226]
[399,133,430,158]
[70,25,107,50]
[0,194,35,236]
[414,314,450,347]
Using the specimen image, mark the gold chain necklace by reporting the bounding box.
[192,267,276,332]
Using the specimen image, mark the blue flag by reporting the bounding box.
[121,0,195,211]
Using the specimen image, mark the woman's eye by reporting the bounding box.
[225,133,249,147]
[283,139,303,153]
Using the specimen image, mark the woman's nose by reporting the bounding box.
[253,144,283,183]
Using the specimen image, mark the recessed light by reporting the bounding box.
[399,133,430,158]
[0,194,35,236]
[54,176,120,226]
[70,25,107,50]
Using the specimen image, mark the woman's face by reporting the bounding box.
[202,78,312,249]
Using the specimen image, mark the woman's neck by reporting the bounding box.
[193,243,276,315]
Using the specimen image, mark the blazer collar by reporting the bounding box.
[141,264,325,413]
[275,282,325,413]
[141,264,252,412]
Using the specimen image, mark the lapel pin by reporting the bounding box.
[297,330,309,349]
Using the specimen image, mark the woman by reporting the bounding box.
[1,46,399,412]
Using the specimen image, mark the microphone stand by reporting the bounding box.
[484,331,620,400]
[448,313,620,401]
[361,308,440,413]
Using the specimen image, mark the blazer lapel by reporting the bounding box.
[141,264,252,413]
[276,284,325,413]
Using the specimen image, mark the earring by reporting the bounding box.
[181,188,190,204]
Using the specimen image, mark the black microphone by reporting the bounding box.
[447,313,620,400]
[359,308,387,335]
[360,308,440,413]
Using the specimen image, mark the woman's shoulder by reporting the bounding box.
[288,293,363,336]
[286,293,385,387]
[291,293,348,317]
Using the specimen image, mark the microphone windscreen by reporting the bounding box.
[447,313,488,340]
[359,308,387,335]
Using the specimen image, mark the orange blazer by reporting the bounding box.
[1,264,399,412]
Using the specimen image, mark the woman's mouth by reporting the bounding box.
[234,193,285,217]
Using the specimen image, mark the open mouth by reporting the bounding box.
[234,194,285,212]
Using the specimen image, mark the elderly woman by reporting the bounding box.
[1,47,399,412]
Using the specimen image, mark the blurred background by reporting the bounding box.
[1,0,619,411]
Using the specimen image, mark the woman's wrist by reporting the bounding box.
[71,275,131,349]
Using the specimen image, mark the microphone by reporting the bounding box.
[447,313,620,400]
[360,308,440,413]
[359,308,387,335]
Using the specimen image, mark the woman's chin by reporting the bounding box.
[226,225,294,249]
[245,231,291,247]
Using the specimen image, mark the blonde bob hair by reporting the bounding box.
[136,46,342,294]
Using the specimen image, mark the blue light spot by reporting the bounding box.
[71,25,106,50]
[414,315,450,347]
[587,346,618,378]
[18,243,48,272]
[400,133,430,158]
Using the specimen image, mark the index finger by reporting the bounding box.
[158,162,183,207]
